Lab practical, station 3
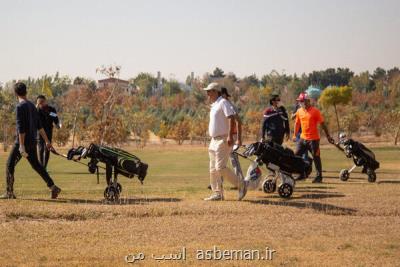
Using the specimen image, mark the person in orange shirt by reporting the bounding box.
[293,93,334,183]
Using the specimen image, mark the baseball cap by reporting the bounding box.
[296,92,309,102]
[203,82,220,91]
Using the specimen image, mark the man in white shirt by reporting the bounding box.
[204,83,247,201]
[221,87,243,185]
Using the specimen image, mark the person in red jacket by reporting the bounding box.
[261,94,290,145]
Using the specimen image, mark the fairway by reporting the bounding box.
[1,145,400,266]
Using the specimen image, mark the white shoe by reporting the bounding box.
[238,180,248,201]
[204,193,224,201]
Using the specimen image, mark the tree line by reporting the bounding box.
[1,66,400,150]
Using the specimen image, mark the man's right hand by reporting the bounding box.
[19,145,28,158]
[327,135,335,144]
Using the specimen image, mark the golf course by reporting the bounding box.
[1,145,399,266]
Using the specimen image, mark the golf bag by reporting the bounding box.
[67,143,148,200]
[248,141,313,177]
[337,134,379,182]
[238,141,312,198]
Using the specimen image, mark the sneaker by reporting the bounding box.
[204,193,224,201]
[238,180,248,201]
[207,184,212,190]
[0,192,16,199]
[312,177,323,183]
[50,185,62,199]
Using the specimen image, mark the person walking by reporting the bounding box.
[36,95,61,169]
[221,87,243,186]
[0,82,62,199]
[203,83,247,201]
[293,92,334,183]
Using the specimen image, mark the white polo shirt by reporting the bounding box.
[209,96,236,138]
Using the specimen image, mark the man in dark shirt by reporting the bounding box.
[36,95,60,168]
[261,94,290,145]
[0,82,61,199]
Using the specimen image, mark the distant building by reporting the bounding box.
[97,77,134,94]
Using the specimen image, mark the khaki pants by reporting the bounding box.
[209,137,240,194]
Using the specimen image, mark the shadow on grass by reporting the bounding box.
[24,197,182,205]
[377,180,400,184]
[266,192,346,200]
[323,175,366,180]
[296,186,335,190]
[247,198,357,215]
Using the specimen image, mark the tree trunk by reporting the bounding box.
[71,93,81,148]
[3,124,8,152]
[394,121,400,145]
[333,104,340,138]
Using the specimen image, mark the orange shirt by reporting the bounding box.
[295,106,324,140]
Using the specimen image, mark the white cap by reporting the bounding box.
[203,82,220,91]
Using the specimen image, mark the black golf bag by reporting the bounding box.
[247,141,313,178]
[67,143,148,200]
[338,137,379,182]
[240,141,312,198]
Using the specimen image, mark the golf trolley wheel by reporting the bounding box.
[339,169,350,181]
[116,183,122,193]
[278,183,293,198]
[104,186,120,201]
[367,169,377,183]
[262,179,276,193]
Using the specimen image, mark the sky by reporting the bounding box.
[1,0,399,83]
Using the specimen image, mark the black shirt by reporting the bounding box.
[261,106,290,139]
[15,100,43,147]
[37,105,59,141]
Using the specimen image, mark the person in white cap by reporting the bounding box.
[203,82,247,201]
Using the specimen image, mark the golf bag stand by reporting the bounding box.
[336,133,379,183]
[67,143,148,201]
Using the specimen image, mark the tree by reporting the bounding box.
[128,112,156,147]
[95,65,126,145]
[0,90,16,151]
[319,86,352,137]
[53,127,70,147]
[210,67,225,79]
[131,72,157,97]
[261,70,290,93]
[163,80,182,96]
[371,67,386,81]
[243,74,259,87]
[308,68,354,88]
[158,121,169,145]
[349,71,374,93]
[191,117,209,146]
[169,118,191,145]
[243,109,263,140]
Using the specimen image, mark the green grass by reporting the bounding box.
[0,145,399,266]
